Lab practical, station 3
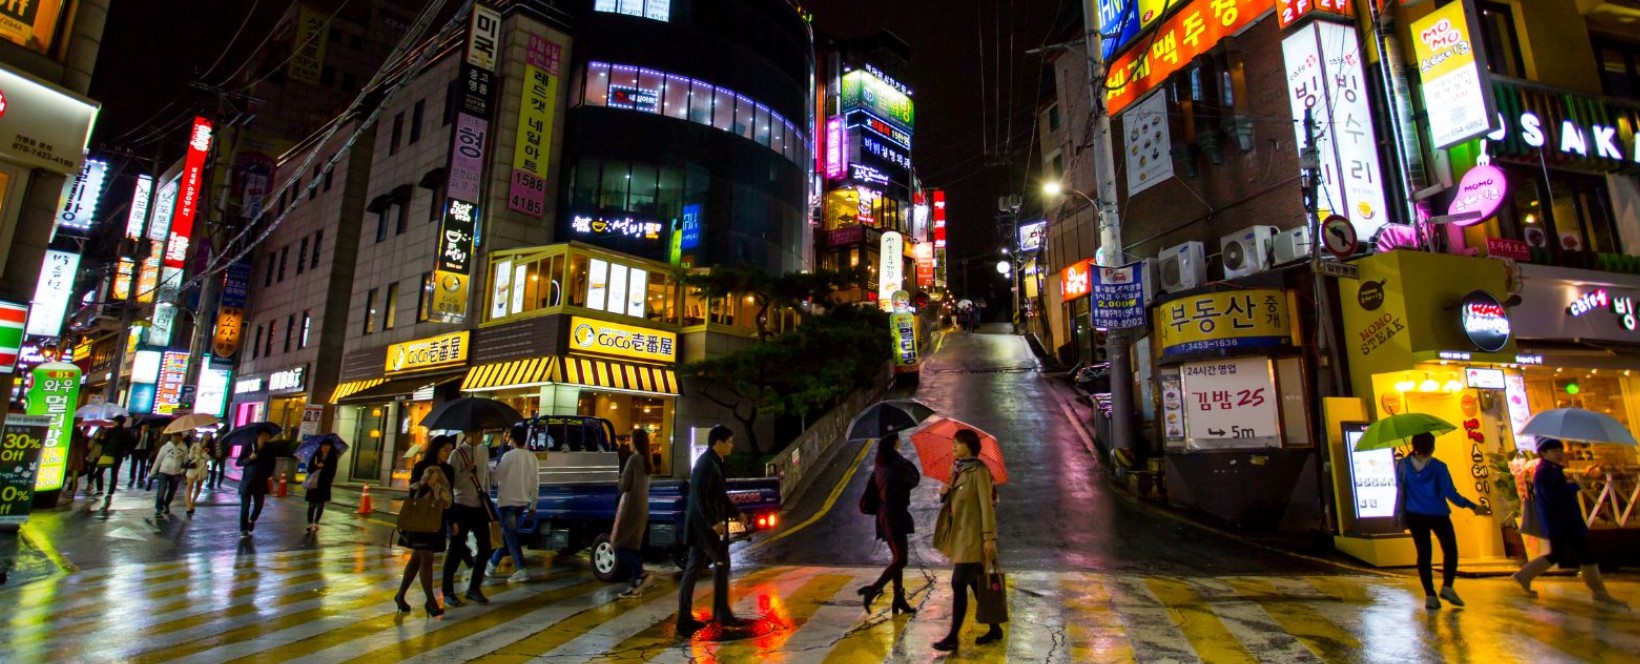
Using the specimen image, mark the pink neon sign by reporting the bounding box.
[1447,164,1506,226]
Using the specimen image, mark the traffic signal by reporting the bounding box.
[1093,328,1109,363]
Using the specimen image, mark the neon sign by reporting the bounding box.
[571,214,665,241]
[1459,290,1511,353]
[824,117,845,179]
[1568,288,1637,331]
[845,109,911,149]
[165,117,213,270]
[1447,164,1507,225]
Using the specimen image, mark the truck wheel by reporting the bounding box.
[591,533,624,583]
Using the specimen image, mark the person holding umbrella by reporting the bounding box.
[931,428,1003,652]
[183,434,210,517]
[1511,438,1628,607]
[1396,432,1488,610]
[675,425,749,636]
[442,430,495,606]
[303,438,341,532]
[236,427,282,537]
[858,431,920,615]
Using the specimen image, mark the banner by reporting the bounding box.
[0,0,65,55]
[288,6,329,85]
[889,312,919,367]
[1105,0,1273,115]
[1180,356,1280,449]
[25,362,79,491]
[1122,92,1173,198]
[0,300,26,373]
[0,415,49,524]
[1283,21,1389,238]
[1091,262,1147,329]
[26,249,80,337]
[508,35,563,216]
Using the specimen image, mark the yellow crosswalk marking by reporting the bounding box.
[1142,576,1258,664]
[581,566,793,664]
[708,573,853,662]
[337,578,613,664]
[1223,577,1361,661]
[1062,574,1135,663]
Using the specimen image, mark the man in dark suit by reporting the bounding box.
[675,425,748,636]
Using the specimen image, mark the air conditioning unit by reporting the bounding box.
[1158,241,1207,293]
[1272,226,1313,266]
[1220,225,1279,279]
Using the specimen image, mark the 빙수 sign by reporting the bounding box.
[569,316,677,363]
[1157,289,1298,356]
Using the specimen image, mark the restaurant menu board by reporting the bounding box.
[0,415,50,525]
[1180,357,1280,449]
[1343,422,1398,520]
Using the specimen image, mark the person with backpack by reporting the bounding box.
[858,432,920,615]
[152,433,188,519]
[1395,432,1488,610]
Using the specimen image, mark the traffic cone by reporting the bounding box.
[355,483,374,515]
[276,474,288,498]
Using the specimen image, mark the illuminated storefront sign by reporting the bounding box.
[54,158,108,234]
[858,134,910,171]
[153,351,189,414]
[845,109,911,149]
[878,231,904,305]
[387,331,470,374]
[890,311,919,367]
[213,262,251,358]
[1157,289,1299,356]
[0,63,98,174]
[932,189,946,249]
[570,214,665,242]
[569,316,676,363]
[1412,0,1496,149]
[25,361,78,491]
[840,70,914,131]
[111,259,134,301]
[508,34,562,217]
[165,117,213,269]
[824,117,845,179]
[0,301,26,374]
[1061,260,1092,302]
[1484,89,1640,169]
[431,198,478,324]
[580,259,650,318]
[1447,164,1507,225]
[1283,20,1389,238]
[1276,0,1352,30]
[124,174,152,240]
[26,249,79,337]
[0,0,65,55]
[1018,220,1046,252]
[679,204,703,250]
[147,177,177,242]
[1105,0,1272,115]
[235,377,264,394]
[269,366,307,393]
[1096,0,1172,59]
[465,3,501,72]
[1459,290,1511,352]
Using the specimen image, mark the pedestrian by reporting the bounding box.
[1511,438,1629,607]
[675,425,749,636]
[442,430,494,606]
[152,433,187,519]
[64,426,89,498]
[205,432,228,490]
[1395,432,1487,610]
[613,429,653,599]
[488,424,540,583]
[144,427,165,490]
[858,432,920,615]
[85,430,110,497]
[395,435,456,618]
[304,439,339,532]
[237,430,280,537]
[183,434,209,517]
[128,422,154,490]
[102,416,135,492]
[932,428,1002,652]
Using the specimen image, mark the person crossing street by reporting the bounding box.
[675,425,748,636]
[488,425,540,583]
[442,431,495,606]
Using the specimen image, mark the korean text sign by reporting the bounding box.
[0,415,49,524]
[1157,288,1297,356]
[1180,356,1280,449]
[1412,0,1496,148]
[1091,262,1147,329]
[1105,0,1274,115]
[889,312,919,367]
[26,362,79,491]
[509,35,563,217]
[1061,260,1092,302]
[1282,21,1389,239]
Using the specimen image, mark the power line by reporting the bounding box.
[199,0,266,81]
[232,0,363,93]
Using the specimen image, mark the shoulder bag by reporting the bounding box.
[459,447,504,548]
[974,555,1010,624]
[303,463,321,491]
[397,486,445,533]
[858,472,881,516]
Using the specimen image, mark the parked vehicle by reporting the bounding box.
[499,416,783,582]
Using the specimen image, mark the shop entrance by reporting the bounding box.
[268,396,307,434]
[351,405,388,482]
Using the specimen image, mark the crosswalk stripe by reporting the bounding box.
[6,547,340,621]
[635,567,836,664]
[581,566,797,664]
[225,571,590,664]
[1062,573,1135,663]
[1105,576,1205,662]
[1221,577,1361,660]
[814,569,937,664]
[705,571,854,661]
[1189,578,1325,664]
[1468,585,1640,662]
[341,578,616,664]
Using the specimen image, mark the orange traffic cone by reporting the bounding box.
[355,483,374,515]
[276,474,288,498]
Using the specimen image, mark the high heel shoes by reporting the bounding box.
[394,595,412,613]
[891,600,917,616]
[425,600,445,618]
[857,585,882,611]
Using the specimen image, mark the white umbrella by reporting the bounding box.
[1521,408,1638,446]
[75,403,129,420]
[163,413,222,434]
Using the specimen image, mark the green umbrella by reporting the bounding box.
[1354,413,1457,452]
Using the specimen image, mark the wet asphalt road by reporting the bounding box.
[743,327,1340,576]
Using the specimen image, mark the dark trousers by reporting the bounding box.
[947,562,996,637]
[871,529,910,601]
[153,474,180,514]
[442,504,493,594]
[208,458,227,488]
[86,467,106,494]
[108,456,124,490]
[240,493,266,531]
[617,547,645,587]
[1407,512,1459,596]
[131,455,152,487]
[306,500,327,524]
[677,537,732,622]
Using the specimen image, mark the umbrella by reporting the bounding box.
[75,403,129,421]
[295,433,349,463]
[1354,413,1457,452]
[163,413,222,434]
[1522,408,1638,446]
[420,397,524,432]
[910,416,1008,486]
[134,414,174,428]
[219,422,283,451]
[884,399,937,423]
[847,402,928,441]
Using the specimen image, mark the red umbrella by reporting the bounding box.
[910,417,1008,486]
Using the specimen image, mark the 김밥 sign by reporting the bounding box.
[1180,356,1280,449]
[1105,0,1273,116]
[1283,21,1389,239]
[1157,289,1297,356]
[569,316,676,363]
[1412,0,1497,149]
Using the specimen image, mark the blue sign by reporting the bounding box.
[221,261,252,309]
[1097,0,1141,60]
[679,204,703,251]
[129,383,157,414]
[1091,262,1147,330]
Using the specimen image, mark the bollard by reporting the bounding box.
[355,483,374,515]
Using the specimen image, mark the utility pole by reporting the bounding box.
[179,85,247,413]
[1080,2,1136,460]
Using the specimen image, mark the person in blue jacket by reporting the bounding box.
[1511,438,1627,607]
[1397,432,1488,610]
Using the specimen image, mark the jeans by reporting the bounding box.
[442,504,493,595]
[617,547,645,587]
[488,505,528,572]
[153,473,181,514]
[1406,512,1459,596]
[108,456,124,491]
[677,537,731,622]
[208,458,227,488]
[86,467,106,494]
[240,493,265,532]
[306,500,327,524]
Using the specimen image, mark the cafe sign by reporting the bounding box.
[1459,290,1511,352]
[569,316,676,363]
[386,331,471,374]
[1157,289,1299,357]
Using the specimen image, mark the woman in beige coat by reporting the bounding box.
[932,428,1001,652]
[612,429,653,599]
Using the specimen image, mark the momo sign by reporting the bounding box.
[1447,164,1507,225]
[569,317,676,363]
[1459,290,1511,353]
[1412,0,1496,148]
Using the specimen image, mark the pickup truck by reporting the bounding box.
[502,416,783,582]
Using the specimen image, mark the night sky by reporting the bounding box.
[88,0,1065,305]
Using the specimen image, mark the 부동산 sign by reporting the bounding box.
[1091,262,1147,329]
[1157,289,1298,356]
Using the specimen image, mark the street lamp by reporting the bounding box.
[1042,181,1100,210]
[996,260,1011,276]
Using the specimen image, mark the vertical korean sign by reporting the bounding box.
[287,6,330,85]
[1411,0,1496,148]
[435,3,501,324]
[213,261,252,358]
[509,34,562,216]
[26,249,79,337]
[0,415,49,524]
[26,362,79,492]
[889,311,919,368]
[1282,21,1389,239]
[878,231,904,306]
[166,117,214,271]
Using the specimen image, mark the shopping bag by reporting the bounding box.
[1519,496,1546,538]
[974,557,1009,624]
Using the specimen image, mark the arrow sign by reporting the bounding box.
[1208,428,1226,437]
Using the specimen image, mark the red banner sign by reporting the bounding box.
[931,189,947,249]
[1061,260,1092,302]
[164,117,213,269]
[1277,0,1352,29]
[1105,0,1274,115]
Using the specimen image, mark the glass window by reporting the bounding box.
[567,254,591,308]
[683,283,708,327]
[300,312,312,349]
[312,230,323,270]
[734,95,755,139]
[418,272,434,322]
[544,255,566,308]
[754,103,772,147]
[629,163,659,215]
[385,282,399,330]
[690,81,713,125]
[364,288,378,334]
[571,158,600,208]
[609,64,641,108]
[656,167,684,222]
[298,237,309,275]
[769,115,785,156]
[712,86,735,131]
[600,160,630,209]
[1477,1,1525,78]
[584,62,610,107]
[663,75,690,120]
[645,272,676,325]
[588,258,611,311]
[637,68,664,114]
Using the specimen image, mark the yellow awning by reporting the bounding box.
[329,378,387,404]
[462,356,559,392]
[560,356,678,395]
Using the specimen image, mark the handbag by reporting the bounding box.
[859,472,881,516]
[1519,494,1546,538]
[397,489,445,533]
[303,471,320,491]
[974,556,1009,624]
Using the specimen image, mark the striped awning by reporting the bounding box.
[329,378,387,404]
[462,356,559,392]
[560,356,678,395]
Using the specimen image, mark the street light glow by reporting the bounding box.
[996,260,1011,275]
[1043,181,1064,197]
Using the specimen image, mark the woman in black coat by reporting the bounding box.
[396,435,457,617]
[859,432,921,614]
[304,440,341,532]
[236,431,281,538]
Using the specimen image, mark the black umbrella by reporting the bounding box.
[847,402,928,441]
[420,397,524,432]
[220,422,283,453]
[133,414,174,428]
[883,399,937,424]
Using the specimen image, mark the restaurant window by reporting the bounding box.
[600,160,630,209]
[364,288,379,334]
[300,311,312,349]
[663,74,690,120]
[567,254,592,308]
[645,271,677,325]
[384,282,399,330]
[1521,369,1639,489]
[352,406,386,482]
[629,163,659,215]
[1476,1,1526,79]
[1493,167,1624,258]
[418,272,435,322]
